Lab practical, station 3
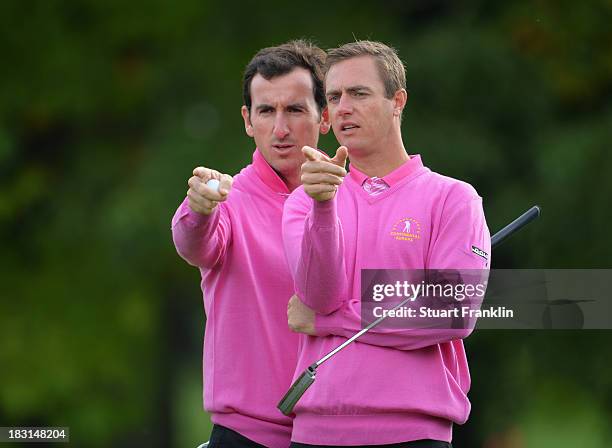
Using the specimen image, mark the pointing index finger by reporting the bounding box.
[193,166,210,179]
[302,146,328,162]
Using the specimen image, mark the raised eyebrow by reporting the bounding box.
[286,103,306,110]
[255,104,274,112]
[347,86,373,94]
[326,86,372,97]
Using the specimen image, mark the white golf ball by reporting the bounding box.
[206,179,220,191]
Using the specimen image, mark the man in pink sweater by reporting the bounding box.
[172,40,330,448]
[282,41,491,447]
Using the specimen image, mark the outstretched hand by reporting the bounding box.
[187,166,233,215]
[301,146,348,202]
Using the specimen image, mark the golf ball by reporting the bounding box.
[206,179,220,191]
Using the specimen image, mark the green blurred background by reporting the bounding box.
[1,1,611,447]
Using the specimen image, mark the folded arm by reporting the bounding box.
[283,189,348,315]
[310,188,491,350]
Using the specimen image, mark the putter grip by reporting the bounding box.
[491,205,540,248]
[277,364,317,416]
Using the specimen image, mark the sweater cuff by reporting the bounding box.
[181,201,216,228]
[311,196,338,228]
[314,304,347,337]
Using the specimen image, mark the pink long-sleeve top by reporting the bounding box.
[282,155,491,445]
[172,149,300,448]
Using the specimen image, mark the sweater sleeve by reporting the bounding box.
[282,188,348,315]
[315,187,490,350]
[171,197,232,268]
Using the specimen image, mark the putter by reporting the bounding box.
[278,205,541,416]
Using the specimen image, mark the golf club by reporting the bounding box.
[278,205,541,416]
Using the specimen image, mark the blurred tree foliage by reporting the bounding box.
[1,0,611,446]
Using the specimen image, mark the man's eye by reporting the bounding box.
[327,95,339,103]
[353,91,366,97]
[259,109,273,114]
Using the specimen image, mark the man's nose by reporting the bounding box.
[336,94,353,115]
[273,113,290,139]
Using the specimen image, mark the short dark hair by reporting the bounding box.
[326,40,406,99]
[243,39,327,114]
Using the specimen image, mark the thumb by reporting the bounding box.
[218,174,233,196]
[330,146,348,169]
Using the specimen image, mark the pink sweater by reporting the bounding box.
[172,149,299,448]
[282,155,490,445]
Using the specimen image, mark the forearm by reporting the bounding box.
[171,197,228,268]
[283,190,349,315]
[315,296,477,351]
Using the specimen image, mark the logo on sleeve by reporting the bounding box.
[390,218,421,242]
[471,245,488,260]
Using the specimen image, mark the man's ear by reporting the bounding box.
[241,105,254,137]
[320,107,331,135]
[393,89,408,117]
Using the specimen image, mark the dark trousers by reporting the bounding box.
[208,424,266,448]
[290,440,452,448]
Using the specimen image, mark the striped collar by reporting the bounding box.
[348,154,424,187]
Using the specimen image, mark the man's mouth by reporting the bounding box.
[272,144,295,154]
[341,123,359,131]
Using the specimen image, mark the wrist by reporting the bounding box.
[185,203,217,227]
[314,304,347,337]
[311,196,337,227]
